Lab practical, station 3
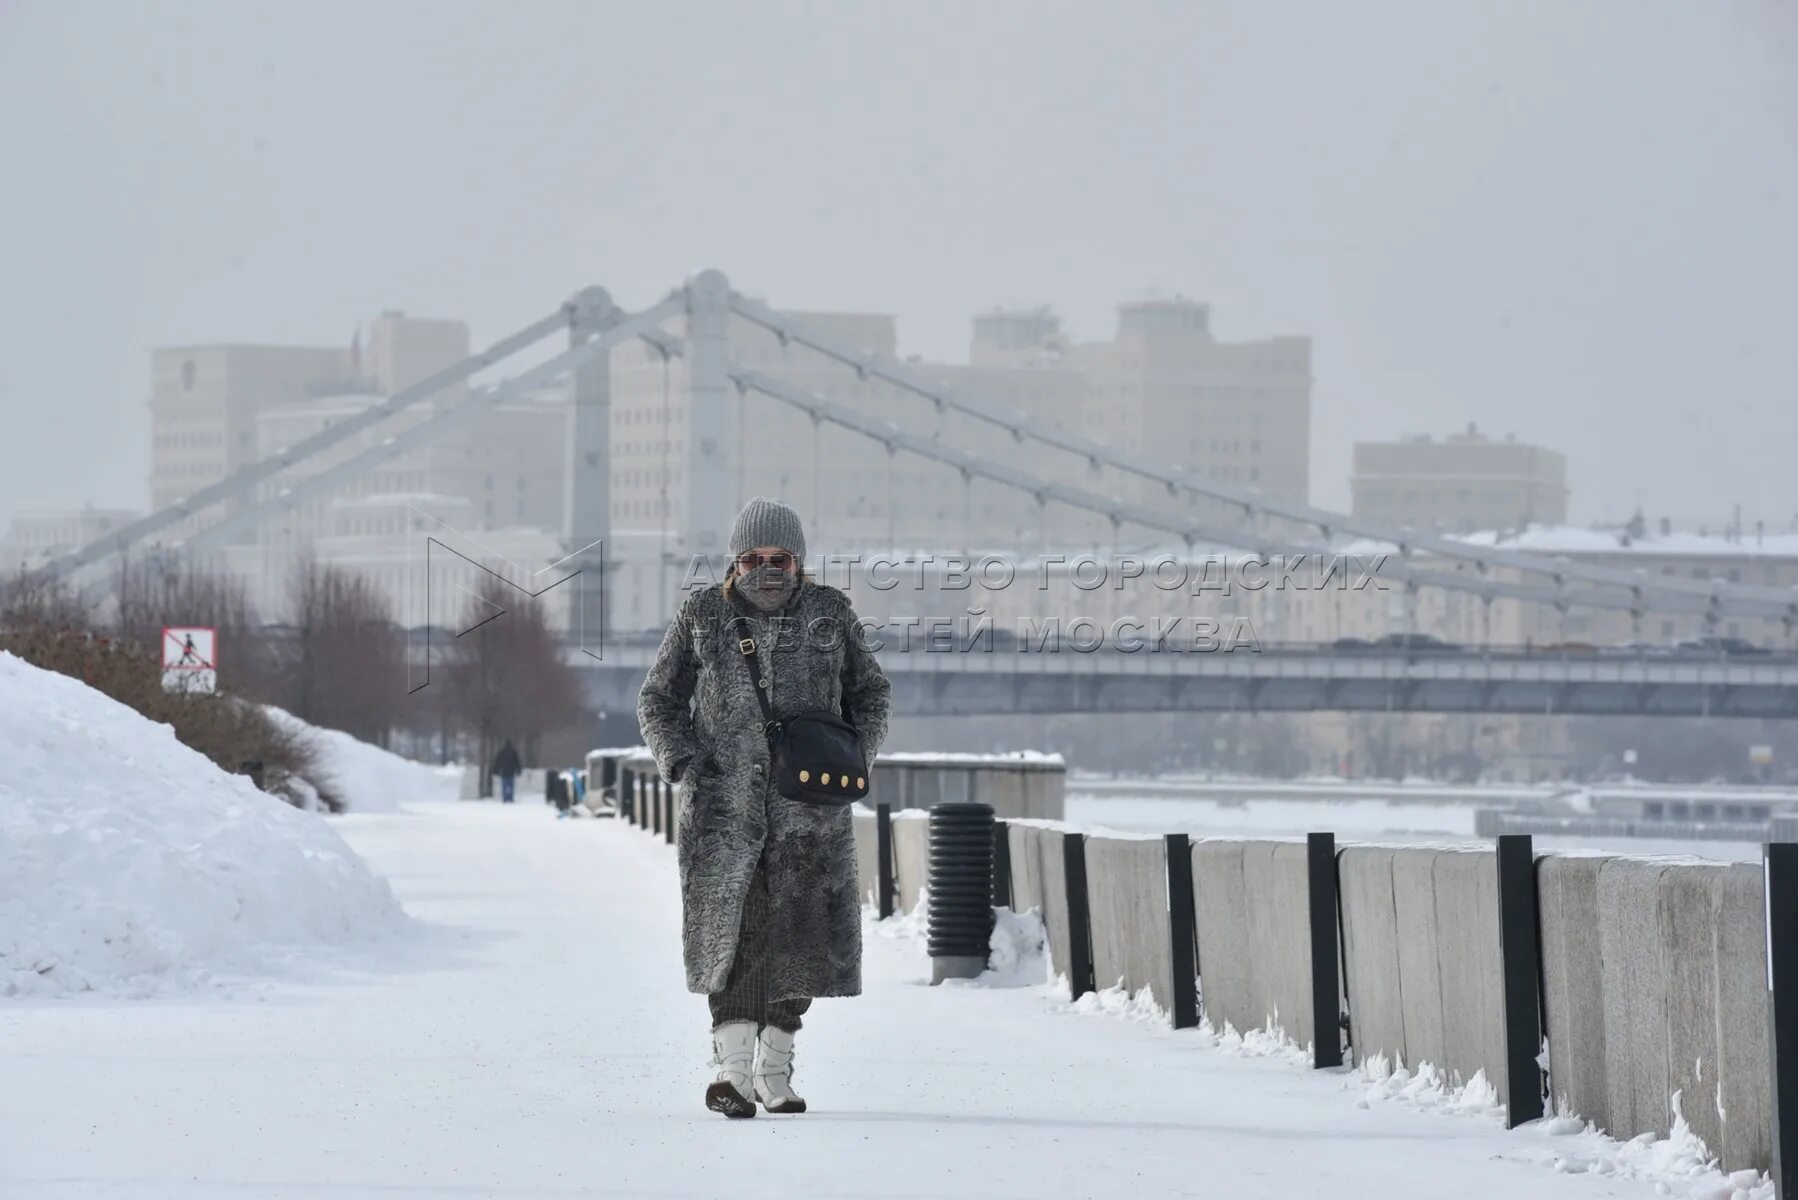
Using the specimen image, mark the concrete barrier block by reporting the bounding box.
[1660,865,1725,1158]
[1431,848,1508,1102]
[1029,770,1067,820]
[1244,841,1316,1049]
[1390,849,1447,1073]
[1007,824,1045,916]
[980,769,1025,819]
[1085,837,1174,1013]
[1193,840,1254,1036]
[891,813,931,915]
[1034,830,1077,983]
[1538,854,1611,1124]
[1338,846,1408,1071]
[1715,864,1771,1174]
[851,807,879,907]
[1598,858,1673,1139]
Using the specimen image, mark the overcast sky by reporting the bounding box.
[1,0,1792,533]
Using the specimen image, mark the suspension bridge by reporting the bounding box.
[30,270,1798,719]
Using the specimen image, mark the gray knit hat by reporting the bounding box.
[729,496,806,563]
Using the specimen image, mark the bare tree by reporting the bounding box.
[445,576,582,793]
[268,551,406,746]
[0,567,92,631]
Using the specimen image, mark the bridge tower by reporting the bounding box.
[682,269,736,575]
[564,286,618,649]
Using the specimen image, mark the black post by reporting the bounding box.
[876,803,895,920]
[1165,833,1200,1030]
[991,819,1013,908]
[1768,843,1798,1198]
[927,803,996,983]
[1063,832,1095,1002]
[1496,834,1545,1127]
[619,767,633,824]
[654,777,666,837]
[662,779,675,845]
[1306,832,1343,1069]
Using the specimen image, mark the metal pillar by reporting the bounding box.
[564,286,617,652]
[1495,834,1545,1126]
[1307,832,1344,1068]
[1165,833,1200,1030]
[1768,843,1798,1198]
[876,803,896,919]
[682,269,735,574]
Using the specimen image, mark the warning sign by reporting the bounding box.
[161,626,217,695]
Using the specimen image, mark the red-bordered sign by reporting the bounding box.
[161,626,217,694]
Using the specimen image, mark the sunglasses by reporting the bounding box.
[736,551,795,572]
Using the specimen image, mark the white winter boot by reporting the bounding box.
[705,1021,757,1118]
[752,1026,807,1114]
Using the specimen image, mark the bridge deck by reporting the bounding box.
[5,800,1698,1198]
[567,642,1798,717]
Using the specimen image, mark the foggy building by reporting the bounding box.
[0,506,144,575]
[606,294,1313,622]
[148,314,470,543]
[1351,424,1569,533]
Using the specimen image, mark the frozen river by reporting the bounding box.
[1064,779,1769,864]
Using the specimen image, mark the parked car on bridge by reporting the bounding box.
[1537,641,1599,655]
[1375,632,1462,653]
[1676,635,1771,657]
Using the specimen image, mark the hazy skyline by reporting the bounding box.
[1,0,1792,534]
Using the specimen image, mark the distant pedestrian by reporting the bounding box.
[638,497,891,1118]
[491,738,522,803]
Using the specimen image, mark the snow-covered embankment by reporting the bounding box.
[0,652,409,998]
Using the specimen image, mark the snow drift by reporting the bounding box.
[264,705,459,813]
[0,652,408,998]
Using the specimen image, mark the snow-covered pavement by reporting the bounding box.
[1,800,1733,1199]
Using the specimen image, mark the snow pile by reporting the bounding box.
[1353,1053,1772,1199]
[1354,1052,1504,1118]
[1070,981,1168,1026]
[0,653,408,998]
[935,906,1048,990]
[979,906,1048,987]
[265,705,460,813]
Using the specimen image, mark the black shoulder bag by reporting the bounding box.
[731,617,868,805]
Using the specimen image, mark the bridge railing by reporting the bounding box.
[848,808,1787,1182]
[601,745,1793,1184]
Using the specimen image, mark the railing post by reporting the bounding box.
[1768,842,1798,1198]
[1063,832,1095,1002]
[1307,832,1343,1068]
[1165,833,1200,1030]
[662,778,674,845]
[991,818,1013,908]
[651,776,663,837]
[876,803,895,920]
[619,767,633,824]
[1496,833,1545,1126]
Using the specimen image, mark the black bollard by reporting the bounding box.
[928,802,995,984]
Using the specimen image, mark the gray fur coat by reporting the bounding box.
[637,578,891,999]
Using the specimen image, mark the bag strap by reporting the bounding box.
[729,616,782,740]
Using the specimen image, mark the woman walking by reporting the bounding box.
[637,497,890,1117]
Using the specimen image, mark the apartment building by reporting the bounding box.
[1351,424,1569,533]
